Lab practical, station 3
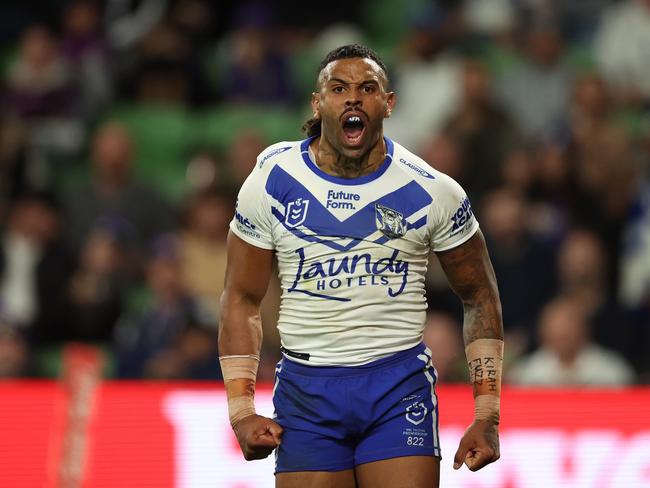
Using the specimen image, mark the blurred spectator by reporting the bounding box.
[0,192,71,344]
[557,229,608,301]
[178,187,234,321]
[556,229,630,354]
[225,128,267,185]
[185,151,223,193]
[64,121,174,256]
[445,58,520,204]
[462,0,515,38]
[3,25,75,119]
[566,76,637,227]
[422,312,467,383]
[562,76,638,288]
[568,73,611,139]
[525,141,572,243]
[540,0,610,43]
[481,188,557,346]
[509,297,635,386]
[594,0,650,102]
[419,130,464,181]
[133,21,194,104]
[169,0,215,48]
[500,146,535,196]
[126,3,214,106]
[60,0,112,118]
[2,24,84,192]
[66,220,131,343]
[105,0,167,51]
[384,6,462,149]
[115,234,219,379]
[496,25,571,138]
[0,124,28,207]
[312,22,367,61]
[218,3,296,105]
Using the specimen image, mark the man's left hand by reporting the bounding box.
[453,419,500,471]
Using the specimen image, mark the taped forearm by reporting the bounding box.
[465,338,504,424]
[219,355,260,427]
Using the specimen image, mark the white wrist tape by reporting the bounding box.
[474,395,501,423]
[465,339,503,423]
[219,355,260,426]
[227,396,257,427]
[219,355,260,382]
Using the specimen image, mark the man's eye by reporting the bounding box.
[362,85,375,93]
[333,86,344,93]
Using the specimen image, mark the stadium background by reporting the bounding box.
[0,0,649,486]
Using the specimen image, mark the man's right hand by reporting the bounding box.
[232,414,284,460]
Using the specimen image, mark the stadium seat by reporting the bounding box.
[196,105,304,151]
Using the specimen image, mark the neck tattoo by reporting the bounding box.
[311,141,385,179]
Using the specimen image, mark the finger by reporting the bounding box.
[253,422,282,445]
[254,432,280,447]
[465,449,495,472]
[267,423,283,445]
[245,445,274,461]
[453,441,471,470]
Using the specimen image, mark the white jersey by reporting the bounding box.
[230,137,479,366]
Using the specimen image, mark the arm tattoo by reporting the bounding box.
[436,230,504,345]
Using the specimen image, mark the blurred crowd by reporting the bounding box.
[0,0,649,385]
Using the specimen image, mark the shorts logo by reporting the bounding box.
[375,204,407,238]
[286,198,309,228]
[405,401,428,426]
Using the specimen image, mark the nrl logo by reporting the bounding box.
[405,401,428,426]
[375,204,407,238]
[285,198,309,228]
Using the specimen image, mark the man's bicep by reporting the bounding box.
[436,230,495,297]
[224,231,274,304]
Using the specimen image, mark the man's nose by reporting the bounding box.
[345,92,362,107]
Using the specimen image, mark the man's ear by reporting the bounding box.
[385,91,396,118]
[311,92,320,118]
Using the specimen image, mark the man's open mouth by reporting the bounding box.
[342,114,365,145]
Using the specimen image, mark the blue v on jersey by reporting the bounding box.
[230,136,479,366]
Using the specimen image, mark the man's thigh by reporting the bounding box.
[276,470,357,488]
[355,456,440,488]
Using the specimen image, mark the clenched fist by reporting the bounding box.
[453,419,500,471]
[233,414,284,461]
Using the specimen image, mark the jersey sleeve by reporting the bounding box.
[429,173,479,252]
[229,163,275,250]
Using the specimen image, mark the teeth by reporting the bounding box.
[348,116,361,123]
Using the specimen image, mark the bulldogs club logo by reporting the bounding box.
[405,401,428,426]
[285,198,309,228]
[375,204,407,238]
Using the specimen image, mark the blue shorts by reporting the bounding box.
[272,343,441,473]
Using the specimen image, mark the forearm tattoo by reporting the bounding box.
[437,230,504,345]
